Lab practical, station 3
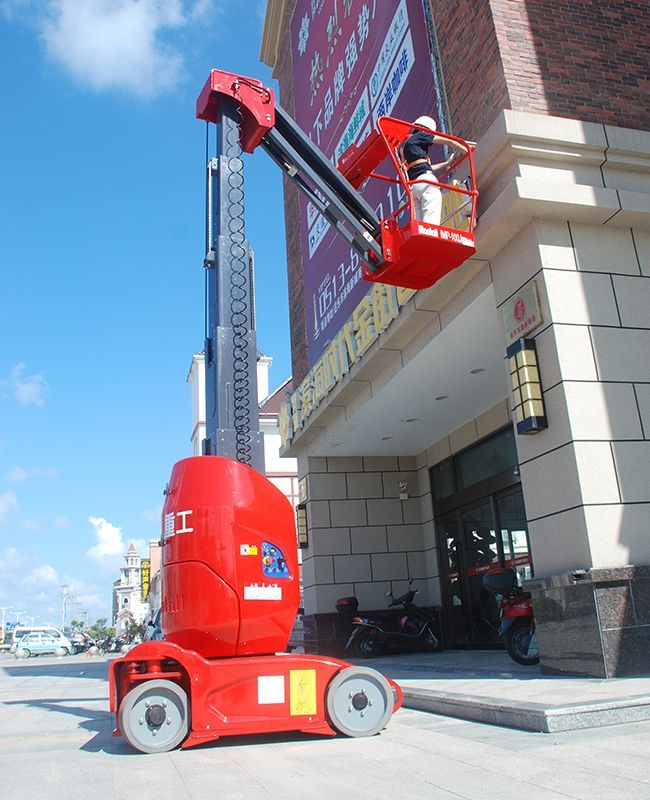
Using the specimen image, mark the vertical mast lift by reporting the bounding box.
[108,70,477,754]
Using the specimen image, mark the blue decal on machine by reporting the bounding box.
[261,542,291,579]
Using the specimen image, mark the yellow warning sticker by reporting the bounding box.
[289,669,317,716]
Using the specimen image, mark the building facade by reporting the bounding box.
[261,0,650,677]
[112,543,150,633]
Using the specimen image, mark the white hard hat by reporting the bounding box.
[413,115,438,133]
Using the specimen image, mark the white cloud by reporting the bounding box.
[0,547,108,622]
[86,515,126,562]
[0,492,19,524]
[54,515,71,530]
[0,363,49,406]
[24,564,60,587]
[7,466,58,482]
[86,515,145,566]
[22,519,43,531]
[2,1,221,97]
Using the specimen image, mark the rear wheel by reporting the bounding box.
[505,620,539,665]
[17,649,30,658]
[118,679,189,753]
[352,631,384,658]
[422,628,441,652]
[326,667,394,737]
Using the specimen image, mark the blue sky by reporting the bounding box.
[0,0,290,625]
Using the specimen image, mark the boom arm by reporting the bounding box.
[197,70,384,269]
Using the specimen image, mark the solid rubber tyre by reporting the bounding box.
[326,666,394,737]
[118,679,189,753]
[505,620,539,666]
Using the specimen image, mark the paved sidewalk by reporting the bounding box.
[2,652,650,800]
[354,650,650,731]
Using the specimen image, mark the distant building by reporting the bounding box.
[187,351,298,508]
[112,543,149,633]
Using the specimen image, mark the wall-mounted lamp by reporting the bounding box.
[398,481,409,500]
[296,503,309,549]
[507,338,548,435]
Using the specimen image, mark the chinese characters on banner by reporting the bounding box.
[290,0,446,367]
[141,560,151,602]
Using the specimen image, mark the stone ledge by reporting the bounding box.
[401,687,650,733]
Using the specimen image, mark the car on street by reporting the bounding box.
[14,631,76,658]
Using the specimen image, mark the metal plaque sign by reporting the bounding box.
[502,280,543,342]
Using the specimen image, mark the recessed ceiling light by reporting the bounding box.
[470,368,486,374]
[381,435,393,441]
[434,395,449,401]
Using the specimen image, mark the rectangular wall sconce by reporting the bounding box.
[296,503,309,549]
[507,337,548,435]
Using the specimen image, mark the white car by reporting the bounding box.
[14,632,76,658]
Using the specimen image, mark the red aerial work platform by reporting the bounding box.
[338,116,478,290]
[110,458,401,753]
[108,68,479,753]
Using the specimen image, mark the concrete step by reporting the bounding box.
[402,686,650,733]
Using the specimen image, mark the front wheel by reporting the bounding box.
[118,679,190,753]
[17,649,31,658]
[505,620,539,665]
[326,667,394,737]
[351,630,385,658]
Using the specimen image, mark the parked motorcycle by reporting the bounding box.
[342,581,441,658]
[98,634,131,655]
[482,567,539,665]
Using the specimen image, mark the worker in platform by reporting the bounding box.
[402,116,468,226]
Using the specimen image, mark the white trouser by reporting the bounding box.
[411,176,442,226]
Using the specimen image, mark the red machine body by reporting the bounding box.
[161,456,300,658]
[109,641,402,750]
[196,69,275,153]
[109,457,402,752]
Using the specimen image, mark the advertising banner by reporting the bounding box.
[290,0,446,367]
[141,560,151,603]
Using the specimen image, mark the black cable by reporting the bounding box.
[225,94,253,466]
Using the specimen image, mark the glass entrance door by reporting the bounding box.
[438,488,531,647]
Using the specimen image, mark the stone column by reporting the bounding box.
[487,120,650,676]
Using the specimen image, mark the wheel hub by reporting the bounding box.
[145,704,166,727]
[351,691,368,711]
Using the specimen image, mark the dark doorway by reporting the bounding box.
[430,427,531,648]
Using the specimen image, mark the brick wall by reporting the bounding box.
[431,0,649,138]
[429,0,510,140]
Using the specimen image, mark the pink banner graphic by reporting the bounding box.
[290,0,446,367]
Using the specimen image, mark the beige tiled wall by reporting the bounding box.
[299,401,511,616]
[492,220,650,575]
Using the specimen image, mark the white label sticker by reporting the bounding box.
[244,583,282,601]
[163,513,175,540]
[257,675,285,705]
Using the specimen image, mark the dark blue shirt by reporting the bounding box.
[403,130,436,180]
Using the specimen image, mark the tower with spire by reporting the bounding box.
[112,543,149,633]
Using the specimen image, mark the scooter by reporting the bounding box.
[344,581,441,658]
[482,568,539,666]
